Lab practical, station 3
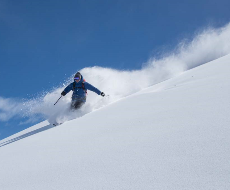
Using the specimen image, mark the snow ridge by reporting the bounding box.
[0,54,230,190]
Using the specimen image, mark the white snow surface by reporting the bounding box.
[0,54,230,189]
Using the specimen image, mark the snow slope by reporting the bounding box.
[0,54,230,190]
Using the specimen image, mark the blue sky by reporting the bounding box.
[0,0,230,140]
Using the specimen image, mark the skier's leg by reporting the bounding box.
[74,101,84,109]
[71,100,85,110]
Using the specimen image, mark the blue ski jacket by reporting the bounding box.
[63,75,101,102]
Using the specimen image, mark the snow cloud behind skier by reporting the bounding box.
[0,23,230,125]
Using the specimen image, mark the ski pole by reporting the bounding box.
[54,96,62,105]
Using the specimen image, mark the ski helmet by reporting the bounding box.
[74,72,81,81]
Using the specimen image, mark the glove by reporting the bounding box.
[61,91,67,96]
[101,92,105,97]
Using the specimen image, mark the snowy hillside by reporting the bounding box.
[1,54,230,190]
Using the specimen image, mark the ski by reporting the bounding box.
[53,123,62,126]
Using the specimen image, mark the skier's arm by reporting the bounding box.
[61,83,73,96]
[84,82,101,95]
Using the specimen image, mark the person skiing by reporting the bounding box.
[61,72,105,109]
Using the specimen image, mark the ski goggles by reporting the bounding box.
[74,77,80,80]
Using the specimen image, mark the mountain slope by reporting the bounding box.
[0,55,230,190]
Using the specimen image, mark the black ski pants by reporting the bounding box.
[71,98,86,110]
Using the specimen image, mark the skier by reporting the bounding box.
[61,72,105,110]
